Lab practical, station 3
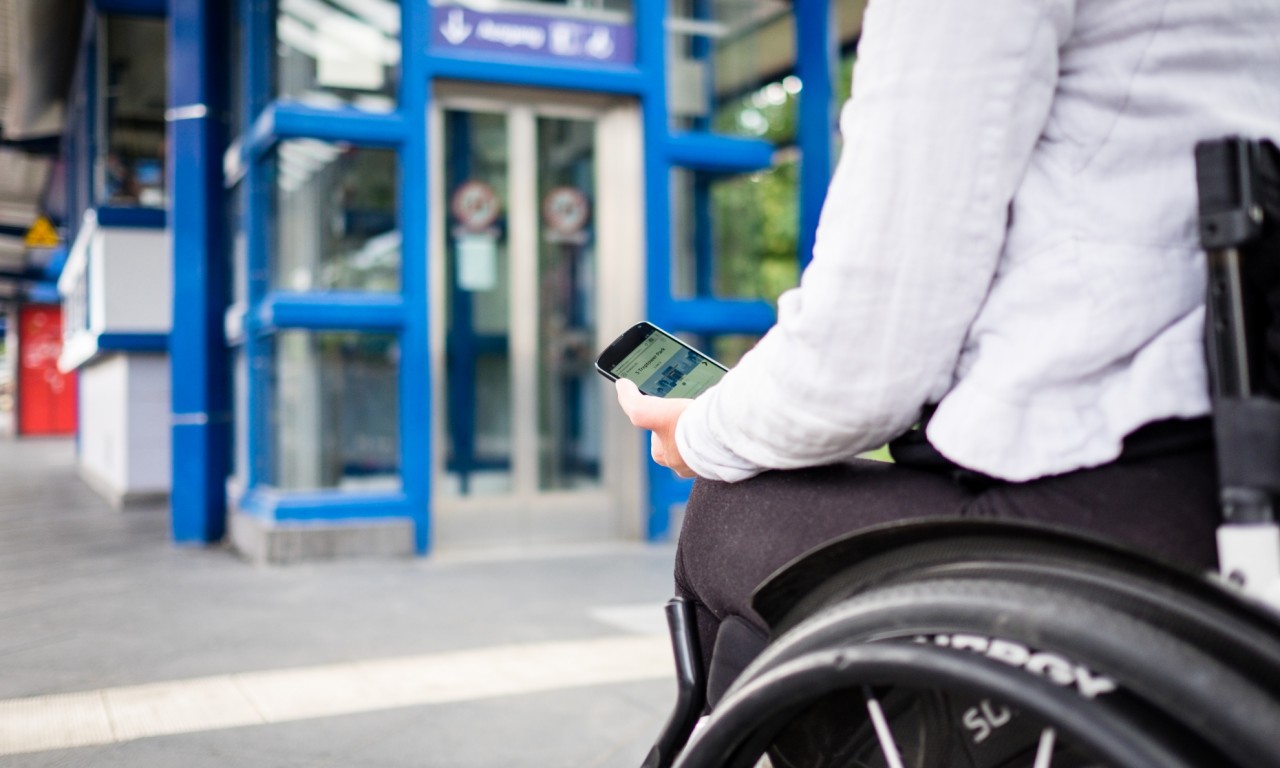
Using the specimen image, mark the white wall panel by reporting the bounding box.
[124,354,171,491]
[77,353,171,503]
[101,228,172,332]
[78,355,129,494]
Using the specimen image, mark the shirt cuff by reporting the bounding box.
[675,392,765,483]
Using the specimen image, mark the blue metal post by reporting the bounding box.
[169,0,231,543]
[794,0,836,269]
[401,0,432,553]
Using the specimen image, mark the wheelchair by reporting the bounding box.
[643,137,1280,768]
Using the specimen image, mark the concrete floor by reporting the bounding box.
[0,437,679,767]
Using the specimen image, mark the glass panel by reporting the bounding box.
[230,182,247,305]
[443,111,512,496]
[671,160,800,303]
[99,16,167,208]
[251,338,273,485]
[233,348,247,490]
[667,0,793,133]
[276,0,401,112]
[270,331,401,491]
[273,142,400,292]
[536,116,599,491]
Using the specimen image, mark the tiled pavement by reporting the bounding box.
[0,438,678,767]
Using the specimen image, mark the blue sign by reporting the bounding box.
[431,5,634,66]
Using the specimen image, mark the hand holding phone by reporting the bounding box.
[613,378,697,477]
[595,322,727,398]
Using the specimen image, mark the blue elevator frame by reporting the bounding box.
[158,0,843,551]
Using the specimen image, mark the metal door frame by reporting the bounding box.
[428,83,645,550]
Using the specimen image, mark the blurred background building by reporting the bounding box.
[0,0,865,562]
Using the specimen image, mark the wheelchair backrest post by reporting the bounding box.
[1196,137,1280,609]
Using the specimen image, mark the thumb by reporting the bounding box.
[615,378,647,422]
[616,378,672,431]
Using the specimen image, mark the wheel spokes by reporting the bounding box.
[863,686,906,768]
[1033,727,1057,768]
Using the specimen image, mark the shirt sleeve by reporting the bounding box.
[675,0,1077,483]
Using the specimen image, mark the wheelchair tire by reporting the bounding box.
[752,522,1280,700]
[683,578,1280,768]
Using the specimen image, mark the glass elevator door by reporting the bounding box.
[431,86,644,549]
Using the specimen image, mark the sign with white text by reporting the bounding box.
[431,5,634,66]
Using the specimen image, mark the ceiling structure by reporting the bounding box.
[0,0,84,307]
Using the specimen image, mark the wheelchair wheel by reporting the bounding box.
[674,578,1280,768]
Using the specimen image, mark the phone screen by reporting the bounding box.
[608,329,726,398]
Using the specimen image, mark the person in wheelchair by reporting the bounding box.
[616,0,1280,760]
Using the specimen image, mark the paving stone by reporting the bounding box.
[0,437,679,767]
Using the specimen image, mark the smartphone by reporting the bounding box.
[596,322,728,398]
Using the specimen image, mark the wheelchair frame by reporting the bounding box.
[1199,137,1280,607]
[642,137,1280,768]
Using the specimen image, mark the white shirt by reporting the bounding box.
[677,0,1280,483]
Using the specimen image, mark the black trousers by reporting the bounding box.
[673,418,1220,706]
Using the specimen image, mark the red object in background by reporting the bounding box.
[17,305,76,436]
